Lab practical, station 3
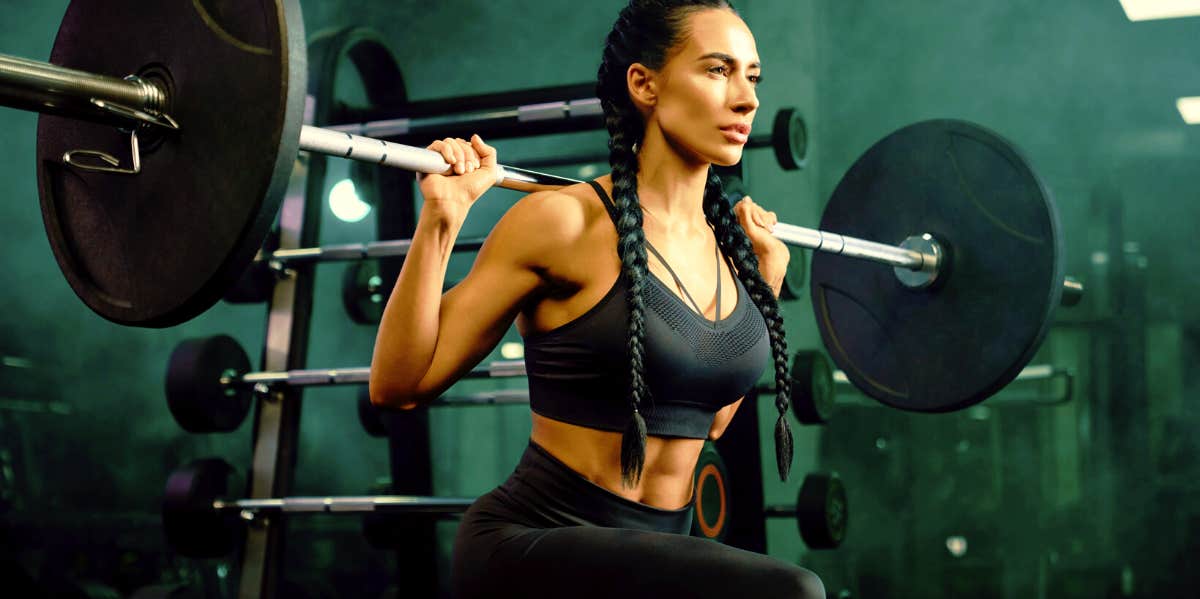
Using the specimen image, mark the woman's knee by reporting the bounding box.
[771,566,826,599]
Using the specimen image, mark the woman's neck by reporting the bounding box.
[634,129,711,232]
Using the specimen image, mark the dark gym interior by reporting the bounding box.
[0,1,1197,597]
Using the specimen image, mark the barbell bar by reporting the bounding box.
[212,495,475,514]
[0,47,1055,302]
[785,350,1076,425]
[3,1,1081,416]
[326,97,604,140]
[165,334,527,434]
[271,136,1083,303]
[510,107,808,171]
[163,457,475,558]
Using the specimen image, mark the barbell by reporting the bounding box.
[162,457,475,558]
[166,451,844,558]
[785,351,1077,425]
[3,0,1080,413]
[165,334,526,433]
[509,107,808,171]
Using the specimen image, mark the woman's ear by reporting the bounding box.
[626,62,657,111]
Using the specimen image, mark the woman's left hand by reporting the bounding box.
[733,196,788,267]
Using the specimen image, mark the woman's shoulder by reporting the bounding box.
[498,177,615,246]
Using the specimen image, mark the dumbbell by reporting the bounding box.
[165,334,526,433]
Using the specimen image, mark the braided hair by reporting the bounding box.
[597,0,794,486]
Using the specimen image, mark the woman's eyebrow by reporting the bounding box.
[697,52,761,70]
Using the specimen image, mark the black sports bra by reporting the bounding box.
[522,181,770,439]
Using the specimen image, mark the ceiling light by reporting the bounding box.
[1178,97,1200,124]
[1119,0,1200,21]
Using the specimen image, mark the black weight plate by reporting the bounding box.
[691,442,730,542]
[772,108,807,171]
[795,473,847,550]
[37,0,307,327]
[165,335,252,433]
[779,247,807,301]
[811,120,1063,412]
[162,458,241,558]
[343,261,386,324]
[790,350,835,424]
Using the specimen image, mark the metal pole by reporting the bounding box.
[298,125,577,193]
[232,359,527,389]
[0,52,166,126]
[268,237,487,264]
[215,495,475,514]
[832,363,1066,386]
[291,132,943,272]
[325,97,603,139]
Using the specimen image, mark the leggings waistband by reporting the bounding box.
[495,440,694,534]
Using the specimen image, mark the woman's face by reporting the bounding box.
[648,9,761,167]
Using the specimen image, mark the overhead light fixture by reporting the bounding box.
[328,178,372,223]
[1119,0,1200,21]
[1178,97,1200,124]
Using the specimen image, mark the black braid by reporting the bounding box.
[606,107,653,487]
[599,0,759,487]
[703,173,794,481]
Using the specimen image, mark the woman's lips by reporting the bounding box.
[720,125,749,144]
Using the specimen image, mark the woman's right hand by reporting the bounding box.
[418,134,498,225]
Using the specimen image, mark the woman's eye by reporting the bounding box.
[709,65,728,76]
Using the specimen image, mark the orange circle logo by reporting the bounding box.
[694,464,726,538]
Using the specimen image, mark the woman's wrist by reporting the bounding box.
[419,201,468,233]
[757,244,789,271]
[416,203,468,254]
[756,246,789,296]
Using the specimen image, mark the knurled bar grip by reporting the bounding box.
[773,223,929,271]
[212,495,475,513]
[298,125,575,193]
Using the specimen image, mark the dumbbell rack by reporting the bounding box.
[224,26,336,598]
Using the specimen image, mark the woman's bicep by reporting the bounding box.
[412,248,541,399]
[409,190,582,401]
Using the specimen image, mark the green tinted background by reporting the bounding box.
[0,1,1195,597]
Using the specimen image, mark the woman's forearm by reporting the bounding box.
[370,205,465,404]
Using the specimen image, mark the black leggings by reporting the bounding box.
[451,441,825,599]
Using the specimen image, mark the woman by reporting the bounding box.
[369,1,824,597]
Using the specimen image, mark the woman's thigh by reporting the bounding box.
[455,524,824,599]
